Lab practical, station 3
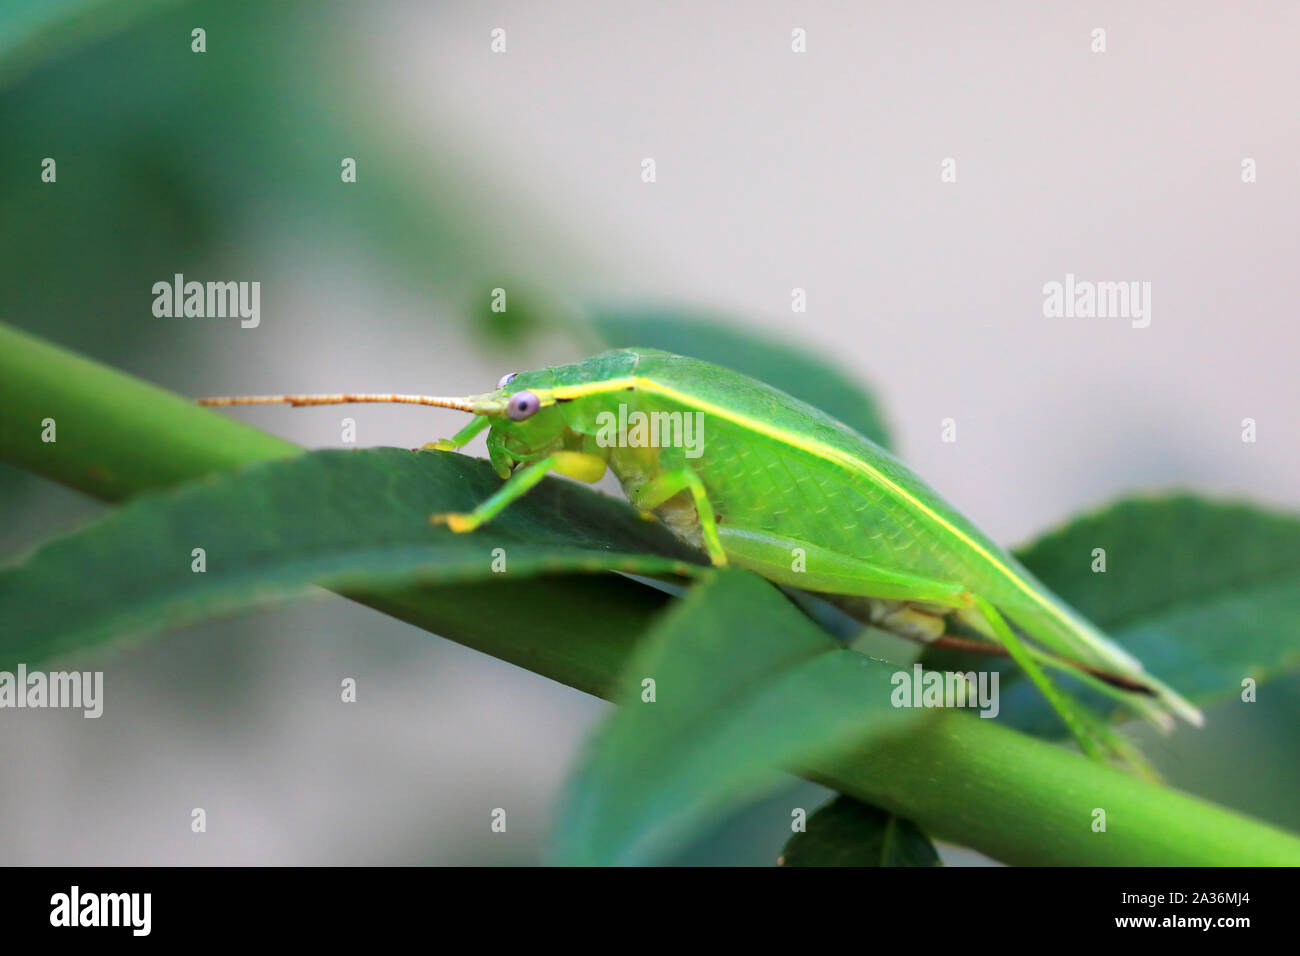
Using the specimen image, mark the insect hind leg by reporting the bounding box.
[714,526,971,606]
[715,526,1149,768]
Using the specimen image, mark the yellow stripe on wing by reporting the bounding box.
[548,375,1073,633]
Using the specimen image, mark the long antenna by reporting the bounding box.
[197,393,479,411]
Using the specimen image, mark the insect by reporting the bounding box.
[200,348,1201,765]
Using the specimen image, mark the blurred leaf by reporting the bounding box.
[591,308,894,449]
[0,0,172,91]
[990,496,1300,734]
[549,570,926,865]
[2,0,584,366]
[467,281,600,349]
[0,448,706,666]
[779,796,941,867]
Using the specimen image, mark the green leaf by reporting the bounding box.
[591,308,894,449]
[0,447,706,667]
[548,570,927,865]
[996,495,1300,734]
[779,796,941,867]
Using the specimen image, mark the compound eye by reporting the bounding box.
[506,390,541,421]
[496,372,518,389]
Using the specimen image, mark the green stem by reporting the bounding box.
[3,321,1297,865]
[807,712,1295,865]
[0,323,297,500]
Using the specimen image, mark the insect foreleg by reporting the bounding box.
[628,467,727,566]
[430,451,607,532]
[420,415,492,452]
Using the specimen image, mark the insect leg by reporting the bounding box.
[420,414,491,452]
[714,527,970,604]
[971,596,1152,771]
[718,528,1151,768]
[628,468,727,566]
[430,451,607,532]
[955,605,1175,732]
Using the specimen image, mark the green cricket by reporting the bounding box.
[200,347,1201,765]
